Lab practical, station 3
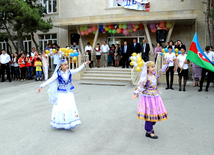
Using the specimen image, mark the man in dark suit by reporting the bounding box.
[140,39,150,62]
[121,41,131,68]
[130,39,141,54]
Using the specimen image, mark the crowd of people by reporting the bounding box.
[1,39,214,93]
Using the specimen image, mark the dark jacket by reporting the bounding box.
[140,43,150,56]
[176,44,186,51]
[121,45,131,56]
[130,43,141,53]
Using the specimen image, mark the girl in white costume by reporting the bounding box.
[38,59,90,129]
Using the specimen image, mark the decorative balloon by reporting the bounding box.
[128,24,132,29]
[139,24,143,28]
[133,28,137,32]
[135,25,139,29]
[132,53,137,57]
[105,27,109,32]
[166,22,172,29]
[164,48,169,53]
[123,29,129,36]
[150,23,156,29]
[73,56,77,61]
[116,28,121,33]
[119,24,123,29]
[80,31,85,36]
[122,24,127,29]
[114,25,118,29]
[92,25,97,31]
[83,26,88,31]
[156,24,159,28]
[99,25,103,29]
[136,67,141,72]
[80,26,84,31]
[103,25,106,29]
[108,29,112,33]
[160,22,165,28]
[129,29,133,33]
[132,24,135,28]
[85,31,89,35]
[112,29,116,34]
[151,28,157,33]
[175,48,179,53]
[88,28,92,33]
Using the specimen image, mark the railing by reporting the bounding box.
[48,53,89,71]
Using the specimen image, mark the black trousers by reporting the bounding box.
[20,67,26,80]
[122,53,129,68]
[200,68,212,90]
[1,63,11,81]
[166,66,174,87]
[142,54,149,62]
[87,52,92,68]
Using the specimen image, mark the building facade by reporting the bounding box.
[2,0,206,60]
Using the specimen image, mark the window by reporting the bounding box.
[39,34,57,51]
[108,0,120,7]
[0,40,8,52]
[23,36,32,53]
[39,0,57,14]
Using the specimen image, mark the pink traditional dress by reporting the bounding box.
[134,61,169,134]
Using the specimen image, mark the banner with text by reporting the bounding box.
[116,0,150,11]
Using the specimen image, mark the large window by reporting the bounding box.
[40,0,57,14]
[39,34,57,51]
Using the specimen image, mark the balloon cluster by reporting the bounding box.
[99,24,144,36]
[80,25,98,36]
[130,53,144,72]
[160,48,181,57]
[45,47,79,61]
[150,22,173,33]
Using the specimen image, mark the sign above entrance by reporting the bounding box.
[116,0,150,11]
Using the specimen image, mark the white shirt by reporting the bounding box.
[95,48,101,55]
[0,53,11,64]
[164,53,176,67]
[177,54,188,70]
[42,54,49,66]
[85,46,93,53]
[101,44,110,53]
[13,57,19,67]
[31,51,36,57]
[205,51,214,61]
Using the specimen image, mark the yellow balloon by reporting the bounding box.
[52,49,56,53]
[45,50,49,54]
[130,61,133,66]
[176,53,178,56]
[132,53,137,57]
[137,57,142,62]
[131,57,133,61]
[69,49,73,53]
[65,53,69,56]
[163,53,166,57]
[162,49,165,52]
[138,61,144,67]
[73,56,77,61]
[136,67,141,72]
[175,48,179,53]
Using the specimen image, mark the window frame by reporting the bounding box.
[39,0,57,14]
[39,34,57,52]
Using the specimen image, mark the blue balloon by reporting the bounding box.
[165,48,169,53]
[172,49,175,53]
[160,53,163,56]
[74,52,79,56]
[70,53,75,57]
[99,25,103,29]
[178,51,181,54]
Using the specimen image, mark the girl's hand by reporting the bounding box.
[132,94,138,100]
[38,87,42,93]
[85,61,91,65]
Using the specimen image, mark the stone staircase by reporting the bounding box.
[81,67,132,81]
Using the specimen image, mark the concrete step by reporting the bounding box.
[82,74,131,78]
[80,77,131,81]
[84,71,131,75]
[86,68,131,72]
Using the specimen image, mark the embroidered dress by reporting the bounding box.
[134,63,169,122]
[40,63,86,129]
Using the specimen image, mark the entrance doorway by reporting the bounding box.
[108,36,146,47]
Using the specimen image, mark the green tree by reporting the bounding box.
[0,0,53,53]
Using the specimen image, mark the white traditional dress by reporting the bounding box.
[40,63,86,129]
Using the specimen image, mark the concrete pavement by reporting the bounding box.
[0,80,214,155]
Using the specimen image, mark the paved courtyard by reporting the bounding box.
[0,80,214,155]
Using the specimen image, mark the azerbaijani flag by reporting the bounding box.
[186,33,214,72]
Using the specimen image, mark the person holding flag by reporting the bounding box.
[186,33,214,92]
[198,46,214,92]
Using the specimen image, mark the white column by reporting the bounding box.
[92,25,99,66]
[77,27,84,55]
[143,23,153,54]
[166,22,175,43]
[59,27,68,48]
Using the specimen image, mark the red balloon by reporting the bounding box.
[133,28,137,32]
[111,25,114,30]
[139,24,143,28]
[121,28,124,33]
[160,22,165,28]
[151,28,157,33]
[92,25,97,31]
[162,27,169,31]
[109,25,112,28]
[123,29,129,36]
[116,28,121,33]
[85,31,89,35]
[80,31,85,36]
